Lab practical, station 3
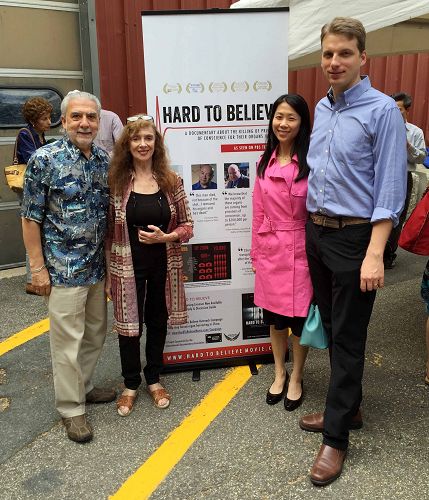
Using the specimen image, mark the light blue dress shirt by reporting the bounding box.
[306,76,407,226]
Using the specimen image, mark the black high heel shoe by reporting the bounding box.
[266,372,289,405]
[284,380,304,411]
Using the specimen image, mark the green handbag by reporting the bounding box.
[299,304,329,349]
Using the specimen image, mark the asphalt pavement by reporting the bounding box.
[0,249,428,499]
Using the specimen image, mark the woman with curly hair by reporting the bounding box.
[16,96,53,294]
[17,97,52,165]
[106,116,193,415]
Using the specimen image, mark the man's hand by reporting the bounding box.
[360,252,384,292]
[31,267,51,296]
[360,219,392,292]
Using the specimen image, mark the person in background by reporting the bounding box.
[21,90,115,443]
[106,116,193,416]
[302,17,407,486]
[384,92,427,269]
[225,163,249,188]
[251,94,312,412]
[192,164,217,190]
[16,97,53,295]
[93,109,124,155]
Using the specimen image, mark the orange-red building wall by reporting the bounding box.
[95,0,429,140]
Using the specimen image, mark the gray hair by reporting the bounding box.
[61,90,101,116]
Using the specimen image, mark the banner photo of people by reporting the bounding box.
[142,8,289,369]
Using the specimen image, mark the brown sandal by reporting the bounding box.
[148,387,171,409]
[116,392,138,417]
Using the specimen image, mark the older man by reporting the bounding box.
[192,164,217,190]
[21,90,115,443]
[301,18,407,485]
[225,163,249,188]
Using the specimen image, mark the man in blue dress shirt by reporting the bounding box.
[299,17,407,486]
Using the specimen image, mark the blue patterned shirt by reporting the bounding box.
[21,137,110,286]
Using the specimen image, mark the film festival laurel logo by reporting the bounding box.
[162,81,272,94]
[209,82,227,93]
[253,81,272,91]
[186,83,204,93]
[231,81,249,92]
[163,83,182,94]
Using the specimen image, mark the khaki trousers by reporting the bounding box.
[47,280,107,417]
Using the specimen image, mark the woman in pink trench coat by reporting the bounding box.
[251,94,313,411]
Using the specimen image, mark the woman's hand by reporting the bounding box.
[31,268,51,296]
[138,225,169,244]
[252,266,256,273]
[105,275,112,300]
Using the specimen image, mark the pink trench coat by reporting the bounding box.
[106,174,194,336]
[251,153,313,318]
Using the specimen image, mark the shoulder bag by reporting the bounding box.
[398,186,429,256]
[299,303,329,350]
[4,128,37,190]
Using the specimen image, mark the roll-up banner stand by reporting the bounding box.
[141,8,289,374]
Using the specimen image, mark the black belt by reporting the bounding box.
[310,213,370,229]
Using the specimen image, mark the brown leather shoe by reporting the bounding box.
[86,387,116,404]
[310,444,347,486]
[62,414,93,443]
[299,410,363,433]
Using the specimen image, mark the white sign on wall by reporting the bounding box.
[142,8,289,367]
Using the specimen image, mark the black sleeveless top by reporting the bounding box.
[126,190,171,271]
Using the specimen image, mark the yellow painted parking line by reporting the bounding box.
[0,298,110,357]
[110,364,258,500]
[0,319,49,357]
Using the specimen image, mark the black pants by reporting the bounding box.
[305,220,376,450]
[385,171,413,262]
[118,265,168,388]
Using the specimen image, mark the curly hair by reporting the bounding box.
[22,97,53,125]
[108,120,176,195]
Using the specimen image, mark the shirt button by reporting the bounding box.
[321,169,324,173]
[319,189,323,193]
[329,130,332,133]
[325,150,328,153]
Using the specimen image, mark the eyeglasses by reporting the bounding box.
[127,114,154,123]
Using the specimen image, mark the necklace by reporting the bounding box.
[277,153,291,164]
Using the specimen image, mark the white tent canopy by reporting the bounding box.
[231,0,429,69]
